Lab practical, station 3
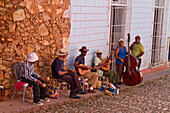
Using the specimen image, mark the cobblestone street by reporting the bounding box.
[33,75,170,113]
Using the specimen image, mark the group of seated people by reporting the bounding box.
[19,36,144,105]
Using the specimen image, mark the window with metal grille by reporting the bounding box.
[151,0,165,67]
[109,0,127,70]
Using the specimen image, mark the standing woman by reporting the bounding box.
[115,39,127,85]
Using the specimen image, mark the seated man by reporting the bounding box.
[74,46,98,93]
[94,49,119,86]
[51,48,82,99]
[20,52,50,105]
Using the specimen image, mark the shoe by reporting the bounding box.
[88,89,96,93]
[40,98,50,102]
[113,84,120,88]
[117,82,123,85]
[34,101,43,105]
[76,90,87,94]
[69,95,81,99]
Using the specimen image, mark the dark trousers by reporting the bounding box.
[21,76,46,103]
[58,72,81,95]
[116,62,124,81]
[138,58,141,70]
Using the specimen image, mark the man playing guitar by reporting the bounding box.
[93,49,119,86]
[74,46,98,93]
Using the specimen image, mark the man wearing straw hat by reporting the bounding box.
[51,48,82,99]
[20,52,50,105]
[93,49,119,86]
[74,46,98,93]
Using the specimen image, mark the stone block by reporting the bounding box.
[13,9,26,21]
[0,0,4,7]
[43,13,50,21]
[0,74,4,81]
[38,24,49,36]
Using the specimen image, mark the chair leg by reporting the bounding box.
[82,79,85,91]
[23,87,26,102]
[65,83,68,96]
[58,83,61,97]
[11,87,17,99]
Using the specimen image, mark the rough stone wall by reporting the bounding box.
[0,0,71,96]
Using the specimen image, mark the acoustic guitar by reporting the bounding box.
[78,64,91,75]
[99,49,115,71]
[78,64,101,75]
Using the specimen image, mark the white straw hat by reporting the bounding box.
[56,48,69,56]
[118,39,124,42]
[95,49,102,54]
[27,52,39,62]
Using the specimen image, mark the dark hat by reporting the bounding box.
[79,46,89,52]
[135,35,140,40]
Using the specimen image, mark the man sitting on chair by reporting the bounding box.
[51,48,83,99]
[74,46,98,93]
[93,49,119,86]
[20,52,50,105]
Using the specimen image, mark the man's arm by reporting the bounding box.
[130,42,135,50]
[57,71,69,76]
[136,44,144,58]
[33,71,40,78]
[23,62,37,81]
[74,61,89,70]
[94,57,100,66]
[136,52,144,58]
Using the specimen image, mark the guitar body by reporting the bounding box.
[122,49,143,86]
[99,58,111,71]
[123,55,143,85]
[122,71,143,86]
[78,64,91,75]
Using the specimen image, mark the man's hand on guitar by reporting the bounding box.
[68,68,76,73]
[82,66,89,70]
[91,66,97,70]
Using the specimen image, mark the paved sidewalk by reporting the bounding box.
[0,67,170,113]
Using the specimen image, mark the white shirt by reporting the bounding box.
[94,56,103,77]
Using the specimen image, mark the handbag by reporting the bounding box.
[46,85,58,99]
[46,78,58,99]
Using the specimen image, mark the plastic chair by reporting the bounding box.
[11,62,31,102]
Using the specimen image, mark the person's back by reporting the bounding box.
[51,57,64,79]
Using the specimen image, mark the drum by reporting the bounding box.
[0,86,5,101]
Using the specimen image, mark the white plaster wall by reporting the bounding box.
[129,0,154,70]
[68,0,109,68]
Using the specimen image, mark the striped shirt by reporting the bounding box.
[20,61,40,81]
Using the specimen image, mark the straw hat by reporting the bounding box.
[27,52,39,62]
[56,48,69,56]
[79,46,89,52]
[118,39,124,42]
[95,49,102,54]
